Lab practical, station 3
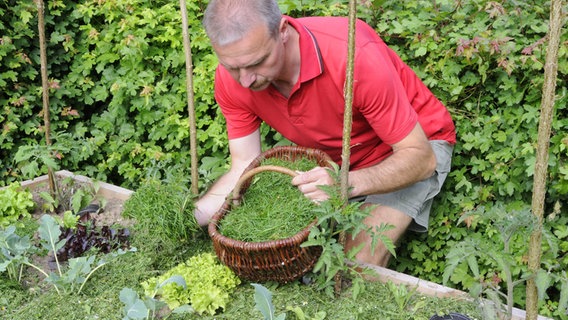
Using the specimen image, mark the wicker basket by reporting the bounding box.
[208,146,333,283]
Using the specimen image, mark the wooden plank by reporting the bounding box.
[18,170,133,201]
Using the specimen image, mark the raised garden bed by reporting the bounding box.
[0,171,553,319]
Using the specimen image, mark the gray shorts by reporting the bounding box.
[351,140,454,232]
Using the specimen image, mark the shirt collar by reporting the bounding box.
[285,16,324,83]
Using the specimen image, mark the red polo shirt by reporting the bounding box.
[214,16,456,170]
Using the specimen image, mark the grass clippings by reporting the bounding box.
[122,178,202,243]
[1,222,482,320]
[219,158,319,242]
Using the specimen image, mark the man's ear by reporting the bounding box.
[279,18,289,42]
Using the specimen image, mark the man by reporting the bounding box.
[195,0,456,267]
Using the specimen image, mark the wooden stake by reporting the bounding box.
[334,0,357,296]
[179,0,199,195]
[526,1,563,319]
[35,0,56,197]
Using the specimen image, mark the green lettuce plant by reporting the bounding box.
[0,182,35,228]
[141,252,241,316]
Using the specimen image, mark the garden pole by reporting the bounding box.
[35,0,56,197]
[179,0,199,195]
[526,0,563,319]
[334,0,357,296]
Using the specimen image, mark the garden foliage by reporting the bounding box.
[1,0,567,317]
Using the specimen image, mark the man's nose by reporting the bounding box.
[239,69,255,88]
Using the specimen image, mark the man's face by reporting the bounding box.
[213,23,284,91]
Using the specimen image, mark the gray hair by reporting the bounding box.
[203,0,282,46]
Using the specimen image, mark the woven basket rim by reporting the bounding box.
[208,146,333,248]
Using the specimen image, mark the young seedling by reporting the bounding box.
[120,275,193,320]
[251,283,286,320]
[443,204,568,319]
[303,163,396,298]
[251,283,326,320]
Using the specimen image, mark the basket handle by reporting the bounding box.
[232,165,298,205]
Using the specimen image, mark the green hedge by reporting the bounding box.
[1,0,226,188]
[1,0,567,317]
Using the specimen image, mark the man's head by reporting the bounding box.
[203,0,291,91]
[203,0,282,47]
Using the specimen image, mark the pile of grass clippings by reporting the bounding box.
[219,157,319,242]
[122,178,202,243]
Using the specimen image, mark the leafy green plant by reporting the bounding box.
[303,163,396,297]
[0,225,32,281]
[120,276,193,320]
[0,182,35,228]
[443,204,568,319]
[252,283,287,320]
[384,281,426,318]
[251,283,327,320]
[13,129,74,181]
[37,176,102,214]
[54,210,80,230]
[141,252,241,316]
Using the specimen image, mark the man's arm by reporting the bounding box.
[349,123,436,196]
[291,123,436,200]
[194,129,262,226]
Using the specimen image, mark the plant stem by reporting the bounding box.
[22,261,61,295]
[18,264,23,283]
[77,262,107,294]
[504,261,514,319]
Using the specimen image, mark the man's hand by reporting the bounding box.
[291,166,334,202]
